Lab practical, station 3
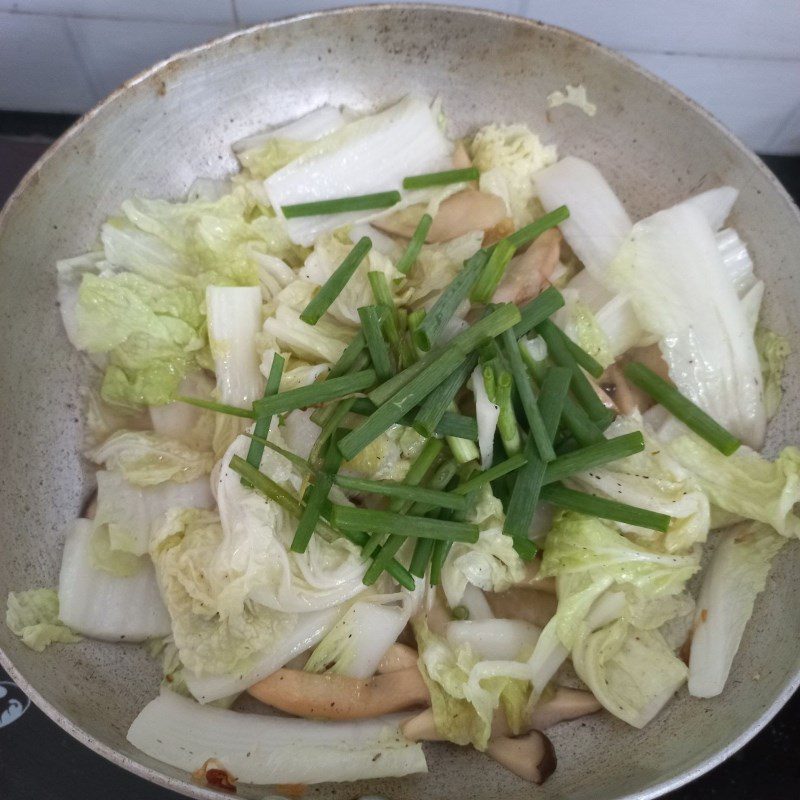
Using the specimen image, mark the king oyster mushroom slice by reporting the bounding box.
[248,666,429,721]
[485,731,557,784]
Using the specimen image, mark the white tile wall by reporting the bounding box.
[0,0,798,154]
[0,1,233,23]
[67,16,233,99]
[235,0,526,25]
[0,12,95,110]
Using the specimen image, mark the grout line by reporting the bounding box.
[61,15,101,101]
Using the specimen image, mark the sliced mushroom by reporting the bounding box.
[600,344,670,416]
[377,643,419,674]
[492,228,561,305]
[485,731,557,784]
[485,587,557,628]
[401,708,442,742]
[528,687,601,730]
[427,189,507,243]
[248,666,430,720]
[452,141,473,170]
[374,189,506,243]
[482,217,516,247]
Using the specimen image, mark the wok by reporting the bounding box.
[1,5,799,799]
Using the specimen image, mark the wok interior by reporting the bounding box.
[1,7,799,799]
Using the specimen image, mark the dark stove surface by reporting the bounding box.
[0,115,798,799]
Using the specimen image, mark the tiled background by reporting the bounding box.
[1,0,799,153]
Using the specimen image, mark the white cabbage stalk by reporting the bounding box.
[127,691,427,784]
[233,105,345,153]
[206,286,263,407]
[740,281,765,334]
[263,305,348,363]
[58,520,170,641]
[216,435,367,613]
[149,371,214,445]
[446,619,540,661]
[534,156,632,280]
[688,522,785,698]
[526,590,626,699]
[265,96,452,245]
[304,599,410,679]
[207,285,263,455]
[184,607,340,704]
[471,366,499,469]
[716,227,756,296]
[683,186,738,232]
[609,202,765,448]
[94,469,214,556]
[458,583,494,621]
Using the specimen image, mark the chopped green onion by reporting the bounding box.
[243,433,313,475]
[482,363,498,403]
[230,455,304,513]
[368,346,441,405]
[513,286,565,338]
[361,531,385,560]
[537,319,611,424]
[500,327,555,462]
[451,604,470,620]
[453,453,528,495]
[396,213,433,275]
[254,369,376,417]
[436,411,479,441]
[409,538,436,578]
[299,237,372,325]
[429,538,451,585]
[552,326,604,379]
[623,362,741,456]
[339,305,520,460]
[543,431,645,484]
[367,272,410,368]
[390,438,444,513]
[407,308,427,332]
[333,474,467,511]
[328,331,369,380]
[470,239,517,303]
[348,397,479,440]
[242,354,285,485]
[309,397,356,465]
[503,367,570,551]
[282,191,400,219]
[496,371,521,456]
[445,427,480,465]
[408,459,459,516]
[503,205,569,251]
[413,354,477,438]
[519,344,605,446]
[290,433,343,553]
[414,249,489,350]
[358,305,394,382]
[176,396,254,419]
[541,483,671,532]
[362,535,406,586]
[402,167,479,190]
[329,506,479,542]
